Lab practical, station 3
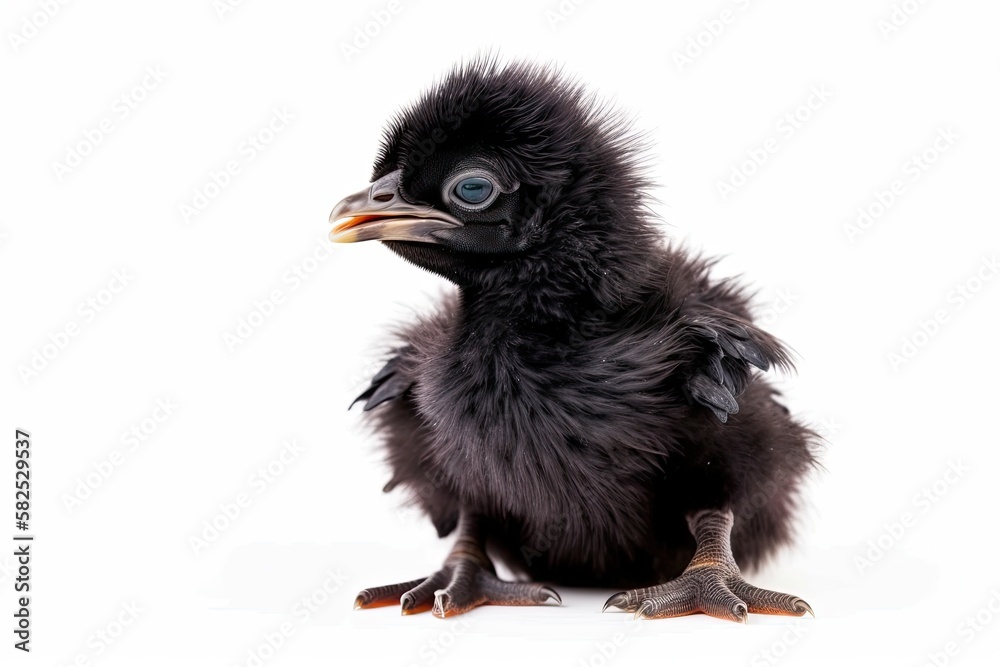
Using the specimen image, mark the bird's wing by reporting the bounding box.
[351,346,415,411]
[682,308,791,423]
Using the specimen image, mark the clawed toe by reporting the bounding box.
[355,577,427,610]
[729,579,814,618]
[356,565,561,618]
[602,592,631,612]
[541,586,562,605]
[605,567,811,623]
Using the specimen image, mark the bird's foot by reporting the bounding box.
[603,561,812,622]
[355,558,561,618]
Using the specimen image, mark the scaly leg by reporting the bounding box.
[355,513,561,618]
[604,508,813,623]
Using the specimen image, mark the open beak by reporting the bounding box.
[329,169,462,244]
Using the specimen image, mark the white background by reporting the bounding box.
[2,0,999,665]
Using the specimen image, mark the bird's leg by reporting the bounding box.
[354,512,561,618]
[604,508,812,623]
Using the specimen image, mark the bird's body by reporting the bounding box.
[365,249,814,589]
[331,58,817,620]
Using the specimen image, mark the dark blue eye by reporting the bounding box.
[453,177,494,205]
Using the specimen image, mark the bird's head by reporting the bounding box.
[329,59,658,310]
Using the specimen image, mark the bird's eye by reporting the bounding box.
[453,177,494,205]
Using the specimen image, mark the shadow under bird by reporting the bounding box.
[329,59,818,622]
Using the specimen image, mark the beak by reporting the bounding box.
[329,169,462,244]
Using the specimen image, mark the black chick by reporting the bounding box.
[329,59,818,622]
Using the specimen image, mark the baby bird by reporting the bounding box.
[329,58,817,622]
